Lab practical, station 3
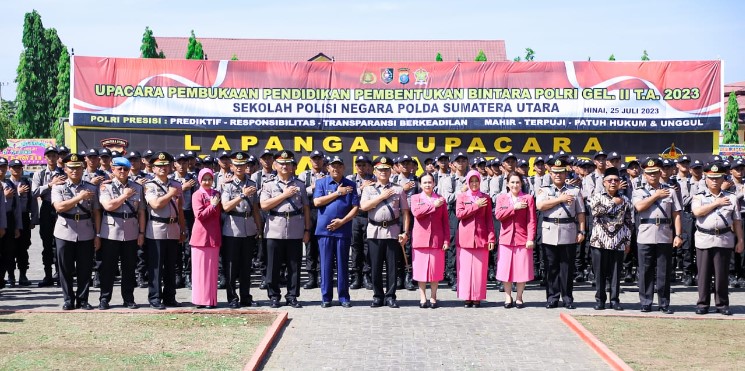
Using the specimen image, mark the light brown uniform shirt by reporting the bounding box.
[692,189,740,249]
[362,182,408,239]
[144,178,182,240]
[260,177,308,239]
[100,179,145,241]
[536,184,585,246]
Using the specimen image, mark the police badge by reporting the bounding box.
[414,68,429,85]
[398,68,410,85]
[381,68,394,84]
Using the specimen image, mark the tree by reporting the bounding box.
[185,30,204,60]
[0,100,17,149]
[44,28,63,136]
[435,52,443,62]
[723,93,740,144]
[15,10,56,139]
[513,48,535,62]
[51,47,70,144]
[641,50,650,61]
[140,26,165,58]
[474,50,487,62]
[231,54,239,61]
[608,54,616,61]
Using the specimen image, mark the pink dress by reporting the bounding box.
[411,193,450,282]
[494,192,537,283]
[455,190,496,301]
[190,182,222,306]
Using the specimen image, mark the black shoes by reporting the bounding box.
[658,306,673,314]
[150,302,166,310]
[564,303,576,310]
[695,307,708,315]
[229,300,241,309]
[640,304,652,312]
[350,274,363,290]
[497,282,505,292]
[395,276,404,290]
[286,298,302,308]
[370,298,383,308]
[612,303,623,311]
[125,302,140,309]
[98,300,110,310]
[321,302,332,308]
[38,276,55,287]
[303,274,318,289]
[62,301,74,310]
[419,301,430,309]
[77,301,94,310]
[362,274,373,290]
[430,301,439,309]
[404,272,416,291]
[18,272,31,286]
[385,298,399,308]
[594,303,605,310]
[716,307,733,316]
[137,277,148,289]
[259,279,268,290]
[270,299,281,308]
[546,301,559,309]
[473,301,482,308]
[163,299,181,307]
[241,300,257,307]
[341,301,352,308]
[514,301,524,309]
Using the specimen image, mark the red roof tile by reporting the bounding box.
[154,38,507,62]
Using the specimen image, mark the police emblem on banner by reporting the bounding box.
[360,71,377,84]
[398,68,410,85]
[414,68,429,85]
[381,68,394,84]
[100,138,129,152]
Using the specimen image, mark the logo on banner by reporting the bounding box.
[360,71,377,84]
[659,143,684,160]
[414,68,429,85]
[100,138,129,152]
[398,68,410,85]
[381,68,394,84]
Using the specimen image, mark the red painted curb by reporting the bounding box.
[560,313,633,371]
[245,311,288,371]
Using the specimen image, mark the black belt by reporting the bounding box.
[697,227,732,236]
[150,216,179,224]
[59,212,91,221]
[269,209,303,217]
[104,211,136,219]
[640,218,671,225]
[542,217,575,224]
[226,210,252,218]
[369,218,400,228]
[356,211,368,218]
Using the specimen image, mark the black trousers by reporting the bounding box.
[397,221,414,275]
[489,217,501,272]
[304,210,320,275]
[39,201,57,273]
[591,247,623,304]
[576,212,593,275]
[266,238,302,300]
[0,212,17,279]
[623,226,638,274]
[99,238,138,304]
[255,212,269,277]
[680,211,697,276]
[446,210,458,278]
[177,209,195,278]
[637,243,673,307]
[223,235,257,303]
[543,243,577,305]
[146,238,178,304]
[697,247,732,309]
[56,238,94,304]
[533,211,544,276]
[350,215,371,275]
[368,238,399,301]
[12,213,32,272]
[136,242,148,280]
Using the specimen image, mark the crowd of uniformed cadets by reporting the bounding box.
[0,144,742,315]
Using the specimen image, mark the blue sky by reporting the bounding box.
[1,0,743,101]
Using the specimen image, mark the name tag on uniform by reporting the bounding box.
[464,202,473,205]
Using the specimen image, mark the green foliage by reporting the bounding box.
[609,54,616,61]
[641,50,650,61]
[474,50,487,62]
[524,48,535,61]
[185,30,204,60]
[513,56,521,62]
[0,100,18,149]
[51,47,70,144]
[435,52,443,62]
[231,54,239,61]
[141,26,164,58]
[723,93,741,144]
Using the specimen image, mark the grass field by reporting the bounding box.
[575,315,745,371]
[0,311,276,370]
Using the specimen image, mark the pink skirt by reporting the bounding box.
[412,247,445,283]
[496,244,534,283]
[456,247,488,301]
[191,246,219,306]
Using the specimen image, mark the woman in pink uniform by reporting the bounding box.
[455,170,496,308]
[190,168,222,308]
[494,171,537,309]
[411,173,450,308]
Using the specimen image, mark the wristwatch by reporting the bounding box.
[579,231,586,236]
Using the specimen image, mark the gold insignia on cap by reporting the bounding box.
[554,159,561,166]
[71,154,78,162]
[237,153,244,160]
[281,151,289,159]
[158,153,166,160]
[712,165,719,172]
[381,157,387,164]
[647,160,654,167]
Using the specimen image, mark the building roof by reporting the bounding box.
[154,38,507,62]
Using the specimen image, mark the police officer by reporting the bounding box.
[81,148,109,289]
[144,151,187,309]
[314,155,359,308]
[632,157,683,314]
[260,150,311,309]
[252,149,277,289]
[98,157,145,310]
[52,153,101,310]
[394,154,420,291]
[0,158,22,287]
[440,152,469,290]
[172,153,198,289]
[347,154,375,290]
[298,150,327,289]
[536,158,586,309]
[8,159,37,286]
[221,151,263,308]
[360,155,410,308]
[692,162,744,316]
[126,151,150,184]
[33,146,64,287]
